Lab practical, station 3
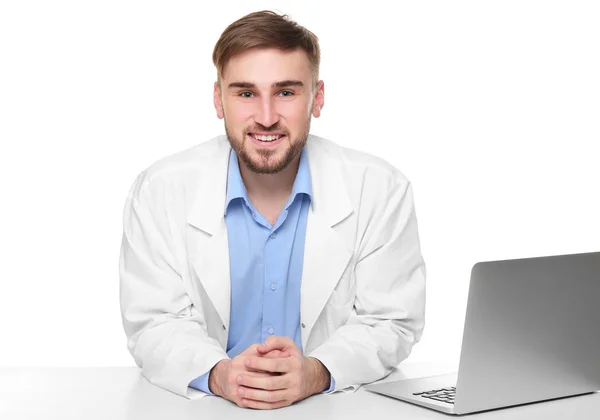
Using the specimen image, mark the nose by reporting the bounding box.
[254,95,279,128]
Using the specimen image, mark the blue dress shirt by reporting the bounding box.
[189,147,335,394]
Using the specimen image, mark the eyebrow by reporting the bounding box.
[227,80,304,89]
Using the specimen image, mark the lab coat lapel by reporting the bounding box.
[301,136,353,349]
[186,137,232,331]
[184,135,354,346]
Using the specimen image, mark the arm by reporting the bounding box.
[307,176,426,392]
[119,172,228,398]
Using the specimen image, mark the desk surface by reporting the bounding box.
[1,364,599,419]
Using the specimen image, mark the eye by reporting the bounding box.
[239,91,254,98]
[278,90,294,97]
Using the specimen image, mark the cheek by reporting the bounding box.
[280,102,311,125]
[224,103,254,125]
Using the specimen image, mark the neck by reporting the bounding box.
[238,154,301,202]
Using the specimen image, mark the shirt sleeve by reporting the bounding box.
[323,375,336,394]
[188,371,214,395]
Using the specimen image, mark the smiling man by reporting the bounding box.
[119,10,426,410]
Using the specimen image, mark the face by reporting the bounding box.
[214,48,324,174]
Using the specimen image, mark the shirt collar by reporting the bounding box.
[225,147,312,215]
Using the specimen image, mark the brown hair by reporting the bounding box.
[212,10,321,86]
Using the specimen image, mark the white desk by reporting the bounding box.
[1,364,598,419]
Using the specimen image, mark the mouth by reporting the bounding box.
[247,133,286,147]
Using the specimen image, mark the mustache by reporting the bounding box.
[246,123,289,134]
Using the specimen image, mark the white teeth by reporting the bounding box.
[252,134,282,142]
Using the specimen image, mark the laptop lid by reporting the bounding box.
[453,251,600,414]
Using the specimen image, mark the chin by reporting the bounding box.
[247,157,289,175]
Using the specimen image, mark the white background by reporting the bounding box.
[1,1,598,368]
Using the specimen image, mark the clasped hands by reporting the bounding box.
[208,336,331,409]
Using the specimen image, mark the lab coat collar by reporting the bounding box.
[187,135,352,233]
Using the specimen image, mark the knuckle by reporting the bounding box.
[278,391,290,403]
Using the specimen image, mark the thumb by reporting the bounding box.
[256,342,283,354]
[240,344,260,356]
[257,336,299,355]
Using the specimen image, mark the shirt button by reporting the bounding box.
[270,282,277,291]
[268,327,274,335]
[270,234,277,239]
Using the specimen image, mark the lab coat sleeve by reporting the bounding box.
[307,176,426,393]
[119,172,228,399]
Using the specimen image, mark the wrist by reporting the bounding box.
[208,359,229,396]
[308,357,330,394]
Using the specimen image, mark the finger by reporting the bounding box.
[245,356,291,374]
[257,336,296,354]
[261,349,291,359]
[243,356,273,375]
[245,370,272,378]
[237,372,290,390]
[244,363,273,375]
[241,397,290,410]
[238,386,289,404]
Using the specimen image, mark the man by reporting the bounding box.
[119,10,426,410]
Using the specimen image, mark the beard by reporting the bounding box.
[224,116,311,175]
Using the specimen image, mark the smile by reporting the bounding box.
[250,134,284,142]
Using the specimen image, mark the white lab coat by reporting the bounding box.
[119,134,426,399]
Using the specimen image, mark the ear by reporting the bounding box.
[311,80,325,118]
[213,81,224,119]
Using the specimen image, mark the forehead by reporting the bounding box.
[222,48,312,86]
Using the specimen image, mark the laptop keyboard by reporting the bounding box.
[413,386,456,404]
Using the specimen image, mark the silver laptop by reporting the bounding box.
[365,251,600,415]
